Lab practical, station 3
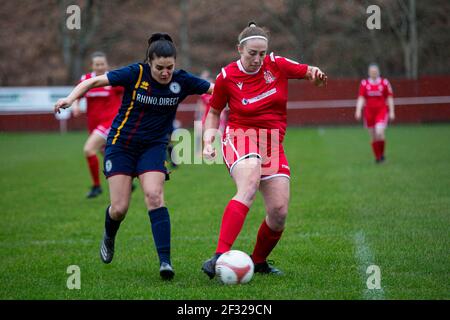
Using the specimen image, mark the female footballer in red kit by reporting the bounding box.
[201,22,327,278]
[72,52,124,198]
[355,63,395,163]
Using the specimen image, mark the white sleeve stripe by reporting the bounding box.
[270,52,275,62]
[221,68,227,79]
[284,58,300,65]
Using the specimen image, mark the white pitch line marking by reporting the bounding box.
[354,230,385,300]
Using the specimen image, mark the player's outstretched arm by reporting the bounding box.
[305,66,327,87]
[54,74,110,113]
[203,107,221,160]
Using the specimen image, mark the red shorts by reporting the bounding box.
[88,118,113,140]
[221,126,290,180]
[364,107,388,129]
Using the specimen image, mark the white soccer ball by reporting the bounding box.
[215,250,254,285]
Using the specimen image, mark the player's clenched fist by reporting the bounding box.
[54,98,73,114]
[306,66,327,87]
[203,143,216,161]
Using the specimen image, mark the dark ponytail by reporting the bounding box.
[144,32,177,63]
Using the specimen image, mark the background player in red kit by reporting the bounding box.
[194,70,213,157]
[72,52,124,198]
[355,63,395,163]
[195,70,227,157]
[201,22,327,278]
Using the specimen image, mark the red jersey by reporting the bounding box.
[210,53,308,141]
[358,77,393,109]
[80,72,124,123]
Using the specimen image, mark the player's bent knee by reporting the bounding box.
[110,203,128,220]
[237,179,260,203]
[83,145,96,157]
[145,190,164,210]
[268,205,288,227]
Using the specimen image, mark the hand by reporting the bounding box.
[203,142,216,161]
[308,66,327,87]
[54,98,73,114]
[389,111,395,121]
[355,110,362,121]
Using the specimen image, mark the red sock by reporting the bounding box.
[216,200,249,254]
[372,140,382,160]
[86,155,100,187]
[251,219,284,264]
[371,141,380,160]
[379,140,385,158]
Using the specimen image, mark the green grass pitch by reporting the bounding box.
[0,124,449,299]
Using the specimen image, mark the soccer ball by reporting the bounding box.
[215,250,254,285]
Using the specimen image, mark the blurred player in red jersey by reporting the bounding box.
[201,22,327,278]
[195,70,213,157]
[355,63,395,163]
[72,52,124,198]
[195,70,228,156]
[197,70,213,125]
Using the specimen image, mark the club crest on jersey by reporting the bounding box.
[264,70,275,84]
[105,160,112,173]
[140,81,149,90]
[170,82,181,94]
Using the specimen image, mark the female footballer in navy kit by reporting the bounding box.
[55,33,213,280]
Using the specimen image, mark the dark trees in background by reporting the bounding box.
[0,0,448,86]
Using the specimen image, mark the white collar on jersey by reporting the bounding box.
[237,59,263,75]
[368,77,381,85]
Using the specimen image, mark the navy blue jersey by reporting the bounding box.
[106,63,210,147]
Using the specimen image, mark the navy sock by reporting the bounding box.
[104,205,122,239]
[149,207,171,265]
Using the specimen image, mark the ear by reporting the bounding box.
[237,44,244,55]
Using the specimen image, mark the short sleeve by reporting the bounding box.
[107,64,141,88]
[383,79,394,97]
[358,80,367,97]
[183,72,211,95]
[272,53,308,79]
[209,72,228,112]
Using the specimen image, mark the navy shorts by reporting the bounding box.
[103,142,169,180]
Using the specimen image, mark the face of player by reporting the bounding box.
[92,57,108,76]
[368,66,380,79]
[200,70,211,81]
[149,56,175,85]
[238,39,268,73]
